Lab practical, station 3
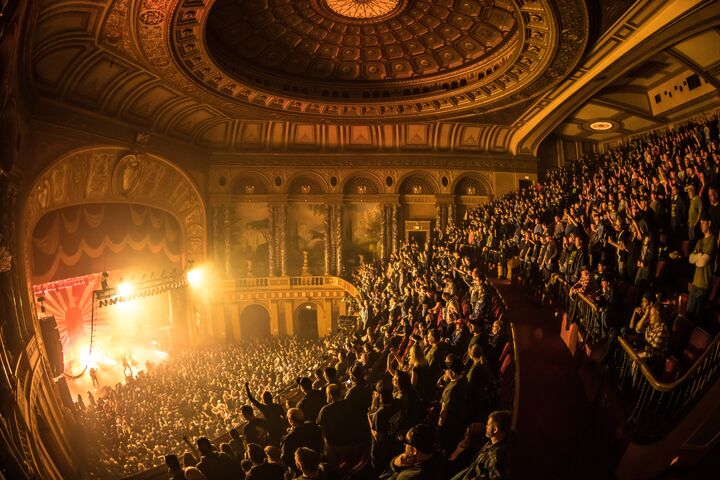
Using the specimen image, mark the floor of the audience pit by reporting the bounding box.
[493,277,617,480]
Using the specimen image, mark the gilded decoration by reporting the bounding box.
[24,148,207,278]
[323,0,403,20]
[159,0,588,120]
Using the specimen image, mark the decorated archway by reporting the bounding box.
[21,147,206,378]
[23,147,206,280]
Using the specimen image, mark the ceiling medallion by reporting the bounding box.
[582,119,621,133]
[324,0,401,19]
[589,121,613,131]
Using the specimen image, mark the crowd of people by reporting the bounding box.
[463,115,719,376]
[146,240,514,480]
[74,337,339,478]
[74,114,719,480]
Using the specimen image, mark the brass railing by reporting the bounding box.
[482,248,720,442]
[568,292,602,342]
[218,275,359,298]
[606,333,720,443]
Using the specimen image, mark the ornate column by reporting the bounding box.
[223,204,232,277]
[268,206,276,277]
[323,204,331,275]
[335,204,343,276]
[279,204,288,276]
[435,204,442,240]
[380,205,388,261]
[391,205,398,253]
[447,203,455,226]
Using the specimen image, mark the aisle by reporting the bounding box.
[494,279,613,480]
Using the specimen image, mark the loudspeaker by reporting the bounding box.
[39,316,64,377]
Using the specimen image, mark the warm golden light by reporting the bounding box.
[187,266,205,288]
[117,282,133,297]
[589,121,613,131]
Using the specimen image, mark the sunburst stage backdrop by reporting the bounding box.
[33,273,173,392]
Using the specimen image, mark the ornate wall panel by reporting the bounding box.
[23,147,206,284]
[25,0,591,154]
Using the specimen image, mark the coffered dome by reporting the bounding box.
[205,0,519,100]
[163,0,588,119]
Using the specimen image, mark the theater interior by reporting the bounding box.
[0,0,719,479]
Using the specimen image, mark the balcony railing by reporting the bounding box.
[215,275,359,298]
[479,247,720,443]
[605,333,720,443]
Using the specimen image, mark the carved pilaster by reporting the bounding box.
[391,205,398,254]
[380,205,388,262]
[335,205,343,276]
[223,204,232,278]
[323,205,331,275]
[279,204,287,276]
[268,206,276,277]
[448,203,455,226]
[435,204,442,239]
[211,205,221,270]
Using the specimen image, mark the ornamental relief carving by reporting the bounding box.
[117,0,589,121]
[24,148,206,269]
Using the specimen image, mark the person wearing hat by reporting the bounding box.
[386,423,443,480]
[687,212,716,320]
[438,355,469,454]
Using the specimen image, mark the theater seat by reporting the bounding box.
[669,315,693,356]
[709,276,720,302]
[681,240,690,258]
[655,260,667,281]
[681,327,712,366]
[500,351,514,376]
[499,341,512,364]
[662,356,680,383]
[676,293,689,317]
[618,281,639,317]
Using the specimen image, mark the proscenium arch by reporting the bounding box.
[22,146,207,287]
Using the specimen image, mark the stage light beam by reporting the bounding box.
[117,282,133,297]
[187,267,205,289]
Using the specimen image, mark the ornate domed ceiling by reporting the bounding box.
[165,0,588,120]
[31,0,710,154]
[205,0,519,98]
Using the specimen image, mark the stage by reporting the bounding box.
[33,272,186,403]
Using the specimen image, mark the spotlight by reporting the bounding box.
[187,266,205,289]
[117,282,133,297]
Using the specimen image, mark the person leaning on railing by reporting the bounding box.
[636,304,670,375]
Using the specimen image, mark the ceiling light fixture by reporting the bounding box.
[589,121,614,131]
[324,0,401,19]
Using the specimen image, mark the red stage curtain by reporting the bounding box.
[31,204,183,283]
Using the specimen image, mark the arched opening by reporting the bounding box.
[239,304,271,340]
[294,303,318,340]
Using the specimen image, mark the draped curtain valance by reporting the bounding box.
[31,203,183,283]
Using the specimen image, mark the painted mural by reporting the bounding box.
[231,203,270,276]
[344,203,383,270]
[288,204,326,275]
